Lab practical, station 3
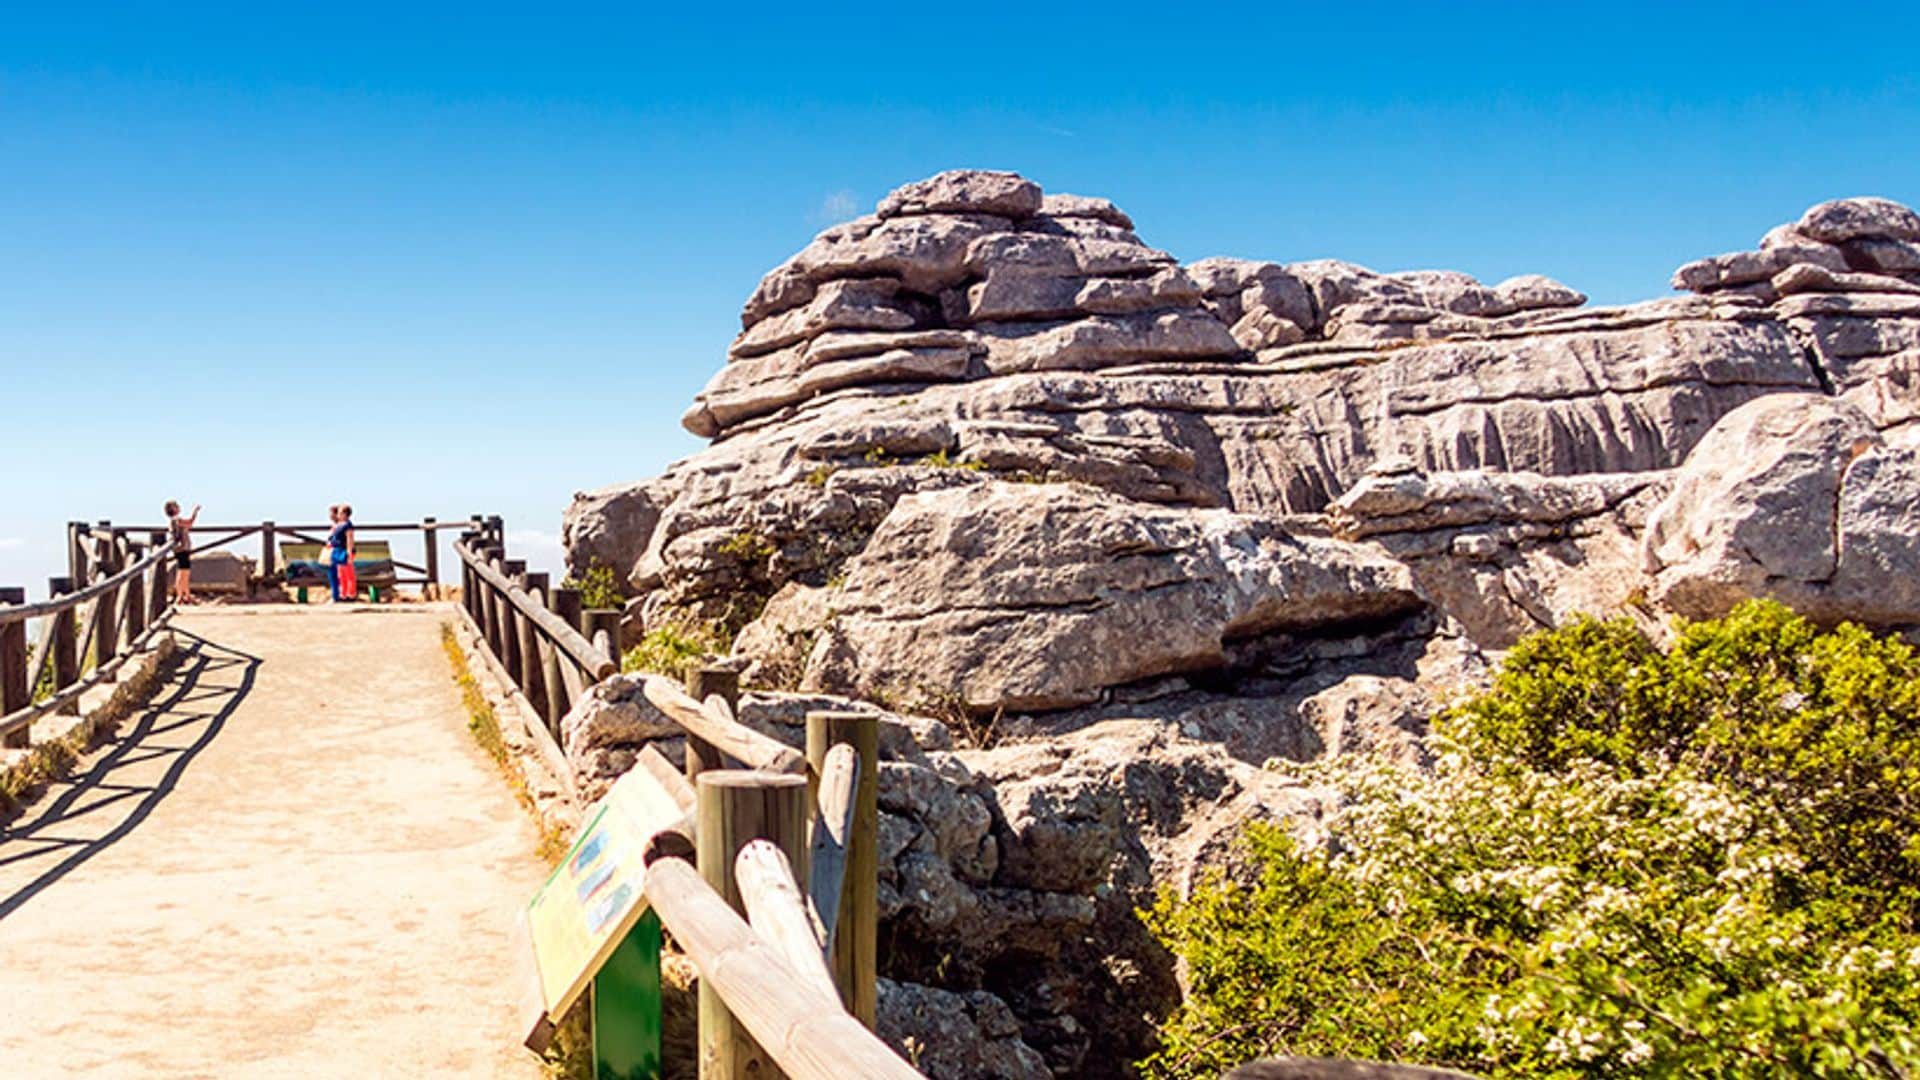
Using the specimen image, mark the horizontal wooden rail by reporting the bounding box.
[0,546,170,625]
[644,857,922,1080]
[0,609,176,740]
[736,840,838,1003]
[455,540,615,682]
[1,537,177,746]
[106,521,467,534]
[639,674,806,775]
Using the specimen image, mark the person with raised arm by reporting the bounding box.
[166,500,201,604]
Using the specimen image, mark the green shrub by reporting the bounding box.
[561,565,625,611]
[919,449,985,471]
[1144,601,1920,1079]
[621,623,729,683]
[716,529,776,564]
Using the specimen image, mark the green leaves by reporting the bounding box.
[1143,601,1920,1078]
[561,564,625,610]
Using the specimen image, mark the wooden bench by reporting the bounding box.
[280,541,398,601]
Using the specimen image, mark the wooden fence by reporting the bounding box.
[88,516,467,596]
[0,527,179,749]
[454,525,918,1079]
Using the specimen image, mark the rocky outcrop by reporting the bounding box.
[1644,394,1920,627]
[559,175,1920,1077]
[802,481,1422,713]
[1329,461,1670,647]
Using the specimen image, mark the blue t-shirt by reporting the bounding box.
[328,521,353,563]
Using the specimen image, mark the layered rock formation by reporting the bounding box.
[561,173,1920,1077]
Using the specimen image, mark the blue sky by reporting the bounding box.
[2,3,1917,596]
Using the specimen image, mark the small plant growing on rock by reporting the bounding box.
[716,529,775,564]
[560,564,624,611]
[862,445,895,467]
[621,623,730,683]
[804,463,837,488]
[919,449,986,471]
[1143,600,1920,1079]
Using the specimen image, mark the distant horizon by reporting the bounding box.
[4,3,1918,598]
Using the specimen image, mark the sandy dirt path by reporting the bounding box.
[0,605,548,1079]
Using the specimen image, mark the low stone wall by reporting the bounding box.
[0,631,180,816]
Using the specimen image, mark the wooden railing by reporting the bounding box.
[88,516,466,595]
[452,523,620,792]
[1,528,178,749]
[454,524,916,1078]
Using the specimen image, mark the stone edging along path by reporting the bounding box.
[0,630,180,819]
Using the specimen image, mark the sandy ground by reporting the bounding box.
[0,605,548,1079]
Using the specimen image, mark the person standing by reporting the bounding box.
[327,504,357,602]
[166,500,200,604]
[336,503,358,601]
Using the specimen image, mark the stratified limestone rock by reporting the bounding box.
[879,169,1045,221]
[555,178,1920,1080]
[1793,196,1920,244]
[799,482,1421,713]
[1645,394,1920,626]
[571,181,1920,663]
[1331,464,1669,647]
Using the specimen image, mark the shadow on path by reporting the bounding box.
[0,629,260,920]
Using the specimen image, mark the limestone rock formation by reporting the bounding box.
[558,173,1920,1077]
[1645,394,1920,627]
[803,481,1421,712]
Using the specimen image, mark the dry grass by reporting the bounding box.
[438,623,570,864]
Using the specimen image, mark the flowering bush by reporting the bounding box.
[1143,601,1920,1078]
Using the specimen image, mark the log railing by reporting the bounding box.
[1,529,178,749]
[88,516,463,595]
[451,524,620,792]
[458,523,913,1077]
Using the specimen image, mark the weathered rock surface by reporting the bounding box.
[557,174,1920,1077]
[880,978,1051,1080]
[1645,394,1920,627]
[802,481,1422,712]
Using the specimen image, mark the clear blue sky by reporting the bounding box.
[3,3,1918,596]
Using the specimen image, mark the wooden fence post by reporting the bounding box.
[585,609,622,667]
[49,577,79,716]
[553,586,583,635]
[541,584,572,730]
[68,523,89,588]
[1,587,27,749]
[149,532,169,622]
[519,571,549,715]
[696,771,809,1079]
[261,520,277,581]
[458,532,478,618]
[685,665,738,783]
[124,543,148,642]
[94,543,122,680]
[482,545,507,659]
[422,517,439,599]
[806,711,880,1027]
[503,560,528,685]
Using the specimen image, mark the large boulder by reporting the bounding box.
[800,482,1423,713]
[1645,394,1920,625]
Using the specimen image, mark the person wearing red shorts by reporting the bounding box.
[327,504,357,601]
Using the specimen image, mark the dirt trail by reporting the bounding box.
[0,605,547,1079]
